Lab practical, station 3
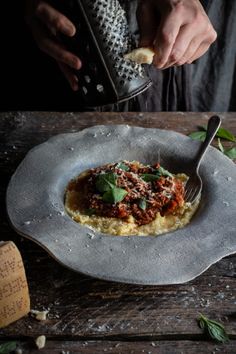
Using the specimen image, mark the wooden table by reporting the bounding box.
[0,112,236,353]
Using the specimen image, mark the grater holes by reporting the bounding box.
[84,0,146,83]
[96,84,104,93]
[82,86,88,95]
[84,75,91,84]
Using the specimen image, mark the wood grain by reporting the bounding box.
[0,112,235,353]
[1,340,236,354]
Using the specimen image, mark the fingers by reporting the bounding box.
[58,62,79,91]
[160,25,199,68]
[152,0,217,69]
[36,29,81,70]
[186,43,211,64]
[154,11,182,68]
[33,22,81,70]
[42,38,81,70]
[25,0,82,91]
[164,25,217,68]
[35,1,76,37]
[137,0,157,47]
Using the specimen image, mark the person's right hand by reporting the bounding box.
[25,0,81,91]
[137,0,217,69]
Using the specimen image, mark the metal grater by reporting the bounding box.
[58,0,152,107]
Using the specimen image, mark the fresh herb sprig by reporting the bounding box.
[85,208,96,216]
[141,174,160,182]
[141,166,173,182]
[157,166,173,178]
[116,162,130,171]
[95,172,118,193]
[198,313,229,343]
[217,138,236,159]
[189,131,207,142]
[95,172,127,204]
[0,342,17,354]
[201,125,236,142]
[138,198,147,210]
[189,125,236,160]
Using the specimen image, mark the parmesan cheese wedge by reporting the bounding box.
[0,241,30,328]
[124,47,155,65]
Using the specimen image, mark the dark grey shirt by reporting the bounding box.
[100,0,236,112]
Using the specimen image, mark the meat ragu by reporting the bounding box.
[70,161,185,226]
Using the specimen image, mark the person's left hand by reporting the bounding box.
[25,0,81,91]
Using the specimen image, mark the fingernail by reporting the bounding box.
[154,49,165,68]
[72,83,79,91]
[73,59,82,70]
[63,24,76,37]
[155,59,165,69]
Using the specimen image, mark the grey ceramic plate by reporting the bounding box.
[6,125,236,285]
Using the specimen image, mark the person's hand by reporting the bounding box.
[25,0,81,91]
[137,0,217,69]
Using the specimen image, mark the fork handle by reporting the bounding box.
[194,115,221,172]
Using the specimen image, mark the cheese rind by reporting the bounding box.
[0,241,30,328]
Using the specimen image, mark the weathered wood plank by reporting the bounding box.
[0,112,235,343]
[1,339,236,354]
[0,236,235,338]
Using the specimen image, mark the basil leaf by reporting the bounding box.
[217,138,225,153]
[102,187,127,204]
[157,166,173,178]
[116,162,130,171]
[207,321,229,343]
[199,318,205,330]
[189,131,207,142]
[217,128,235,142]
[141,174,160,182]
[224,147,236,160]
[95,172,117,193]
[84,208,96,216]
[198,314,229,343]
[201,125,236,142]
[138,198,147,210]
[0,342,17,354]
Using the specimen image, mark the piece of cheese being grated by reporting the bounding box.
[124,47,155,65]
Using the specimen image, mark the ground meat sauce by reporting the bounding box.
[78,161,185,226]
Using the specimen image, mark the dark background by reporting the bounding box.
[0,2,79,111]
[1,1,236,112]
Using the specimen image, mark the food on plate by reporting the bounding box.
[124,47,155,64]
[64,161,200,236]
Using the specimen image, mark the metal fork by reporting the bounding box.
[184,115,221,203]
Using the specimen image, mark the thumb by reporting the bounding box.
[136,0,158,48]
